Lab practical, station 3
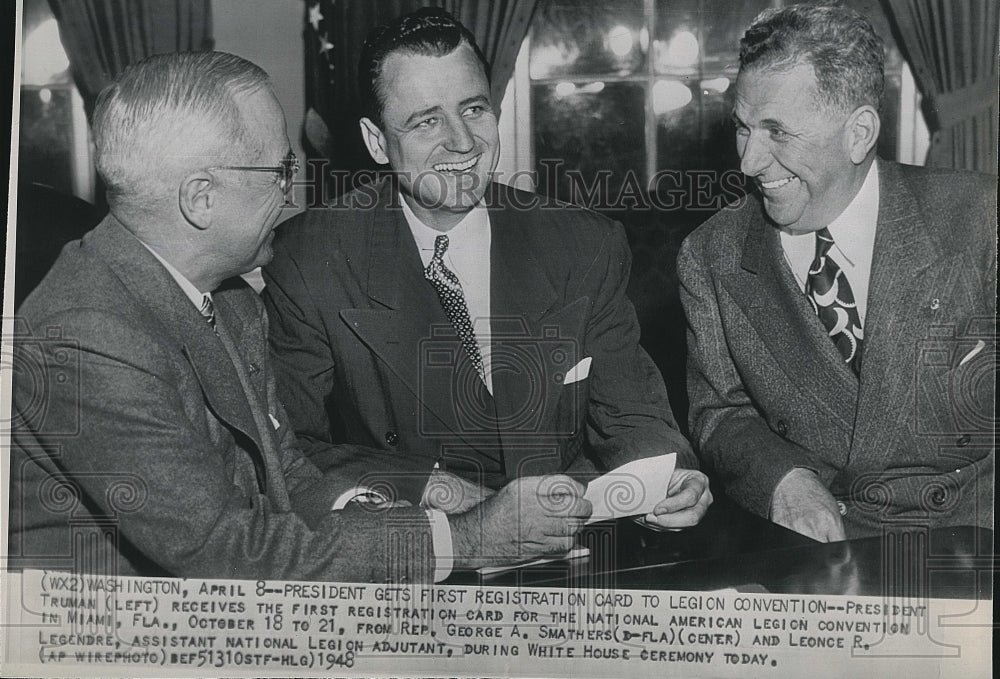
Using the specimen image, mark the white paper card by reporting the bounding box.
[584,452,677,524]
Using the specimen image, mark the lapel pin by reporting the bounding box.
[929,299,940,310]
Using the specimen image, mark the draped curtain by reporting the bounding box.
[303,0,538,185]
[47,0,213,118]
[884,0,999,172]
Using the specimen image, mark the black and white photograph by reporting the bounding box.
[1,1,995,677]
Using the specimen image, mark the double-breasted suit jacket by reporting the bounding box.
[262,179,694,502]
[8,217,434,581]
[679,161,995,536]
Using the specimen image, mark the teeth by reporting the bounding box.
[434,156,479,173]
[761,176,796,190]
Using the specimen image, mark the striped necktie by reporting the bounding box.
[199,294,216,330]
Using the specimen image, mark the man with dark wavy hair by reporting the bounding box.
[680,4,995,541]
[263,7,713,577]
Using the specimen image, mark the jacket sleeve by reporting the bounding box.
[581,223,698,471]
[14,309,435,583]
[260,234,432,502]
[678,236,823,516]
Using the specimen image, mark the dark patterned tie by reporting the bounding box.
[199,294,216,331]
[806,228,863,374]
[424,235,486,383]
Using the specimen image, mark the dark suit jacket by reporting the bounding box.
[262,179,694,502]
[679,161,996,537]
[7,216,434,582]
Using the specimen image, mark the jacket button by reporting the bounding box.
[776,420,788,437]
[956,434,971,447]
[385,431,398,446]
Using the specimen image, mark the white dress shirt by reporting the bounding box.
[401,197,494,393]
[779,160,880,325]
[141,239,454,581]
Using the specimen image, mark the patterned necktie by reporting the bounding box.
[806,228,863,374]
[424,235,486,383]
[199,294,216,330]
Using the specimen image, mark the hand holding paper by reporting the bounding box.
[584,454,712,528]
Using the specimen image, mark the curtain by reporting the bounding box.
[48,0,213,118]
[442,0,538,109]
[303,0,537,186]
[884,0,999,172]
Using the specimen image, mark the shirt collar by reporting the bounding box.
[139,240,211,309]
[399,194,490,267]
[825,160,880,268]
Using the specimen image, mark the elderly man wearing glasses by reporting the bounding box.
[8,51,593,583]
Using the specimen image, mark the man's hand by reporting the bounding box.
[450,475,592,570]
[421,469,495,514]
[644,468,713,528]
[770,468,845,542]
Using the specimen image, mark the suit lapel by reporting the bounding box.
[722,207,859,428]
[850,162,951,460]
[340,181,481,443]
[91,218,268,489]
[488,187,584,469]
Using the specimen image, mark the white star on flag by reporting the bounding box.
[319,33,334,55]
[308,3,324,31]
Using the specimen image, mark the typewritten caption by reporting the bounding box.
[2,571,990,678]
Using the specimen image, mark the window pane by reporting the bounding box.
[655,75,748,212]
[533,82,645,207]
[652,0,699,75]
[531,0,647,78]
[653,0,772,74]
[700,0,772,70]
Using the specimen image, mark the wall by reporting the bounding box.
[212,0,306,162]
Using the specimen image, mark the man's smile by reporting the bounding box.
[433,154,481,173]
[759,175,798,190]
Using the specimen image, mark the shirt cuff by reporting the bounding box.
[331,486,387,511]
[426,508,453,583]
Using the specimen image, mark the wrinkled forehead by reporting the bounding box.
[734,61,822,117]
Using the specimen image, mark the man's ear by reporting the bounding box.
[845,105,880,164]
[179,172,215,229]
[359,117,389,165]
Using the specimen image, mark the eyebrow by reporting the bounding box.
[730,111,787,129]
[401,95,492,127]
[403,106,442,128]
[460,95,491,109]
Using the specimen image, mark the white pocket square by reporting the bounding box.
[563,357,592,385]
[958,340,986,367]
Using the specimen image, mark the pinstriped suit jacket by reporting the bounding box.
[8,216,434,581]
[679,161,995,537]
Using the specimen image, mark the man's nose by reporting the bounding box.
[443,117,475,153]
[739,132,770,177]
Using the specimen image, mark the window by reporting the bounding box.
[19,0,93,202]
[522,0,910,222]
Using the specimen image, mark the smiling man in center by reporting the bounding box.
[262,7,711,573]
